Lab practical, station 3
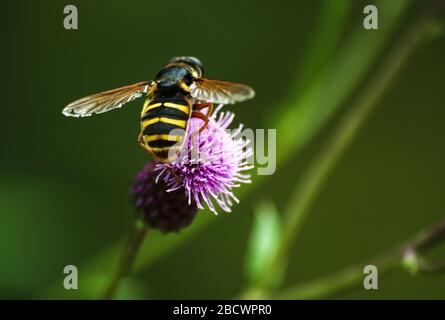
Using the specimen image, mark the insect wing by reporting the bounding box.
[62,81,151,117]
[190,79,255,105]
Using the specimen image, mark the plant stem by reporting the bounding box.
[273,217,445,299]
[102,220,148,300]
[254,0,444,293]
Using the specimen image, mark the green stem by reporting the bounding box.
[102,220,148,300]
[254,0,444,293]
[273,217,445,299]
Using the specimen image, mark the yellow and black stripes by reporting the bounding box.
[139,94,191,162]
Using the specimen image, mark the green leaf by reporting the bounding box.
[245,200,282,286]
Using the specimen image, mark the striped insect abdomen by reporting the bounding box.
[140,94,191,162]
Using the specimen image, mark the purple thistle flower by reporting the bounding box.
[155,109,253,214]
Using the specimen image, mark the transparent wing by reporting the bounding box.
[62,81,151,117]
[190,79,255,105]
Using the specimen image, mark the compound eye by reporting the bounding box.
[169,56,203,77]
[185,57,203,70]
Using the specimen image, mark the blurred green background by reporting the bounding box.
[1,0,445,299]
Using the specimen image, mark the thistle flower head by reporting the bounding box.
[156,109,253,214]
[130,161,198,233]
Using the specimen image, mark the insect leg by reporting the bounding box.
[137,132,149,152]
[137,132,143,146]
[167,165,181,183]
[191,111,210,133]
[193,103,213,117]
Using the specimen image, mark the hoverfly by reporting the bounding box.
[62,56,255,163]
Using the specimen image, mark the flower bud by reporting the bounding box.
[130,161,198,233]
